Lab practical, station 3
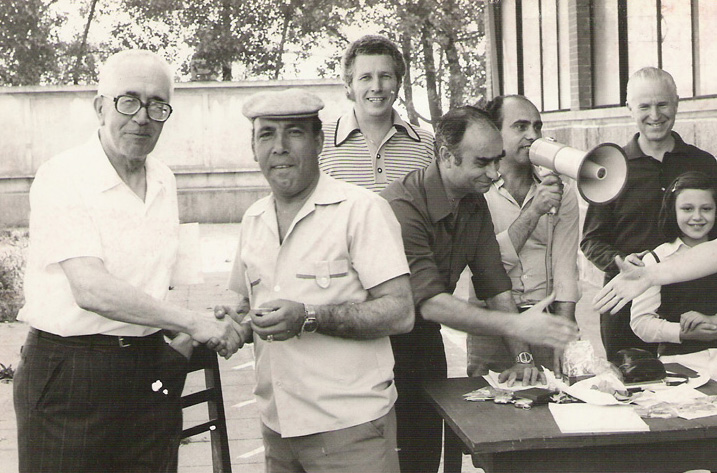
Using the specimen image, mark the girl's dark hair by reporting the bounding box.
[659,171,717,241]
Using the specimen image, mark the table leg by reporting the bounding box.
[443,422,463,473]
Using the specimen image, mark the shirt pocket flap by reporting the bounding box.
[297,260,349,289]
[246,268,261,290]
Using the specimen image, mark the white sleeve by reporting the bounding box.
[630,252,682,344]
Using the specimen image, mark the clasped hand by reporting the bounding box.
[213,299,306,345]
[246,299,305,341]
[680,311,717,341]
[192,311,245,359]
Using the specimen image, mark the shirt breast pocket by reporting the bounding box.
[296,260,349,289]
[245,268,262,295]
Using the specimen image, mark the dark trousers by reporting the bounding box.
[14,329,188,473]
[392,329,448,473]
[600,303,658,361]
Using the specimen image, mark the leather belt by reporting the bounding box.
[30,327,163,349]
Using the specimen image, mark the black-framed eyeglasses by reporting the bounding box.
[104,95,173,122]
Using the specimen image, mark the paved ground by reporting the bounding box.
[0,223,603,473]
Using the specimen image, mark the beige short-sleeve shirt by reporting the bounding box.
[229,173,409,437]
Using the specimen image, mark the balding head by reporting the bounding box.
[625,67,679,145]
[435,106,499,165]
[97,50,174,101]
[484,94,536,130]
[626,67,678,107]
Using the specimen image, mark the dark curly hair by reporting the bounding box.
[659,171,717,241]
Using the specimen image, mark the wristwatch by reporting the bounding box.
[516,351,534,364]
[301,304,319,335]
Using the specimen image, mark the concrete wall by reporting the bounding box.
[0,79,350,226]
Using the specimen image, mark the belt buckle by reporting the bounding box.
[117,336,131,348]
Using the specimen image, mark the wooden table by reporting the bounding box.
[425,377,717,473]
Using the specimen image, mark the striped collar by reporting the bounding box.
[333,108,422,146]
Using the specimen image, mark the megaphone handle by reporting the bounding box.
[545,213,554,299]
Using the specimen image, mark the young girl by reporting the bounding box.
[630,171,717,379]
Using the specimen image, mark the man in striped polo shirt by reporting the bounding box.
[319,35,434,192]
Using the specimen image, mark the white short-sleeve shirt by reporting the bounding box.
[19,133,179,337]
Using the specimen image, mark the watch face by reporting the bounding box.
[517,352,533,364]
[304,317,318,333]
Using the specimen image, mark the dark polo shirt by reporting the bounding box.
[380,161,511,334]
[581,132,717,282]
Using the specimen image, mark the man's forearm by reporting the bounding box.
[508,208,542,254]
[314,296,413,340]
[61,257,204,336]
[486,291,531,358]
[648,239,717,285]
[313,275,414,340]
[580,238,623,274]
[553,301,576,322]
[420,292,518,337]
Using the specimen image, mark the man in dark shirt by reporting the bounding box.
[581,67,717,360]
[381,106,579,473]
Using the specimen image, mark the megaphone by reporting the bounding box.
[529,137,628,205]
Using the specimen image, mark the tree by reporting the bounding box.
[0,0,489,123]
[119,0,359,81]
[71,0,98,84]
[0,0,64,86]
[384,0,487,125]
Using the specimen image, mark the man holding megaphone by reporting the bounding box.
[466,95,580,379]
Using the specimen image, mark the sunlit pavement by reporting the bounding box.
[0,224,603,473]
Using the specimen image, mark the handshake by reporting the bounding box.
[171,299,308,359]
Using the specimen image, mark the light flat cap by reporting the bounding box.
[242,89,324,120]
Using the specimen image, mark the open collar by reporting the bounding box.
[83,132,168,203]
[245,172,347,219]
[334,108,422,146]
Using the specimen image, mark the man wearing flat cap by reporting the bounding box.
[220,88,415,472]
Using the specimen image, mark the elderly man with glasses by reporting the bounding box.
[14,49,243,473]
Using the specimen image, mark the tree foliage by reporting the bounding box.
[0,0,488,125]
[361,0,487,124]
[0,0,64,85]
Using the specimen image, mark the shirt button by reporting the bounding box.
[377,153,381,160]
[274,285,281,292]
[378,167,383,173]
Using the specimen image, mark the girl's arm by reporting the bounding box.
[629,252,681,344]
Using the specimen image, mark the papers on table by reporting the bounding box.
[549,403,650,433]
[631,383,717,420]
